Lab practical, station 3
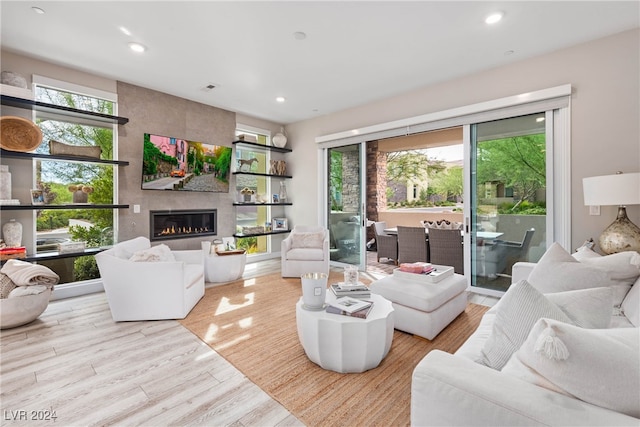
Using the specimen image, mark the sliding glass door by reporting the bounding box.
[468,113,549,293]
[326,144,366,270]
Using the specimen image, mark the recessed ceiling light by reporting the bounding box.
[276,96,286,103]
[128,42,147,53]
[485,12,504,24]
[536,117,545,123]
[32,6,45,14]
[119,26,132,36]
[293,31,307,40]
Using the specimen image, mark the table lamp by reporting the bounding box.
[583,171,640,254]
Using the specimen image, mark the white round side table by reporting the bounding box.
[204,251,246,283]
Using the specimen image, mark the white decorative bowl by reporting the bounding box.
[0,289,52,329]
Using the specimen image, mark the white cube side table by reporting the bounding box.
[296,292,394,373]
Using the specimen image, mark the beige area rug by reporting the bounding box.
[179,272,488,427]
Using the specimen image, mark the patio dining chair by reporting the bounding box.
[373,221,398,264]
[397,226,429,264]
[427,228,464,274]
[500,228,535,263]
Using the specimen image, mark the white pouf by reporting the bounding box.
[370,273,467,340]
[0,289,52,329]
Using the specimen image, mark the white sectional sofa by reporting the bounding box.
[411,243,640,426]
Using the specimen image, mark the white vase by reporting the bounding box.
[279,181,288,202]
[0,165,11,200]
[2,219,22,247]
[272,127,287,148]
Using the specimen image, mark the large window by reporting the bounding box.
[234,129,271,255]
[33,83,118,284]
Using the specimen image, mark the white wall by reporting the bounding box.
[284,28,640,252]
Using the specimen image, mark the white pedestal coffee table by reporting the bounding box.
[296,292,394,373]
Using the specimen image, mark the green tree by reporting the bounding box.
[214,146,232,182]
[330,150,343,210]
[386,151,446,184]
[476,134,545,210]
[430,166,463,201]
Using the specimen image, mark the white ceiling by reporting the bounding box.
[1,1,638,125]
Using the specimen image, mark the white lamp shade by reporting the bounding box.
[583,172,640,206]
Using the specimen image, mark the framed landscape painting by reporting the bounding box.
[141,133,232,192]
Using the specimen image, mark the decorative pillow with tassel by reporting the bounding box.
[502,318,640,418]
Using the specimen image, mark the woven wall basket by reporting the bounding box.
[0,116,43,152]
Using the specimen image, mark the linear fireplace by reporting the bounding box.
[150,209,217,241]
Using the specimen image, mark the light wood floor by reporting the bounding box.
[0,257,497,427]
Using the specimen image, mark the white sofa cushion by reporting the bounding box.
[480,280,573,370]
[528,242,639,307]
[573,246,640,281]
[502,318,640,418]
[622,276,640,327]
[480,280,613,370]
[286,247,325,261]
[545,287,612,328]
[290,231,325,249]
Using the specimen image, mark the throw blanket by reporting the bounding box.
[0,259,59,287]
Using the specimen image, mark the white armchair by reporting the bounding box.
[95,237,205,321]
[281,226,330,278]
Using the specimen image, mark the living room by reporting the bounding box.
[1,2,639,426]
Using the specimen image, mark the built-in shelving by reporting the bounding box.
[0,247,108,265]
[233,171,292,179]
[0,149,129,166]
[0,94,129,266]
[232,137,293,241]
[233,230,291,238]
[232,140,292,153]
[0,204,129,211]
[232,202,292,206]
[1,94,129,125]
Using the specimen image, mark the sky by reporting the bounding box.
[426,144,464,162]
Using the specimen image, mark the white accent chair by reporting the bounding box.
[281,226,330,278]
[95,237,205,321]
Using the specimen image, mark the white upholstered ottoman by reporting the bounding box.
[369,273,467,340]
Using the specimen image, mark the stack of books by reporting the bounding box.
[0,246,26,261]
[330,282,370,298]
[326,296,374,319]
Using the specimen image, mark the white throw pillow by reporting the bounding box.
[502,318,640,418]
[622,277,640,327]
[114,236,150,260]
[290,231,325,249]
[528,243,637,307]
[480,280,573,370]
[572,248,640,283]
[544,287,612,328]
[129,244,176,262]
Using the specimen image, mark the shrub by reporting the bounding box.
[74,256,100,281]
